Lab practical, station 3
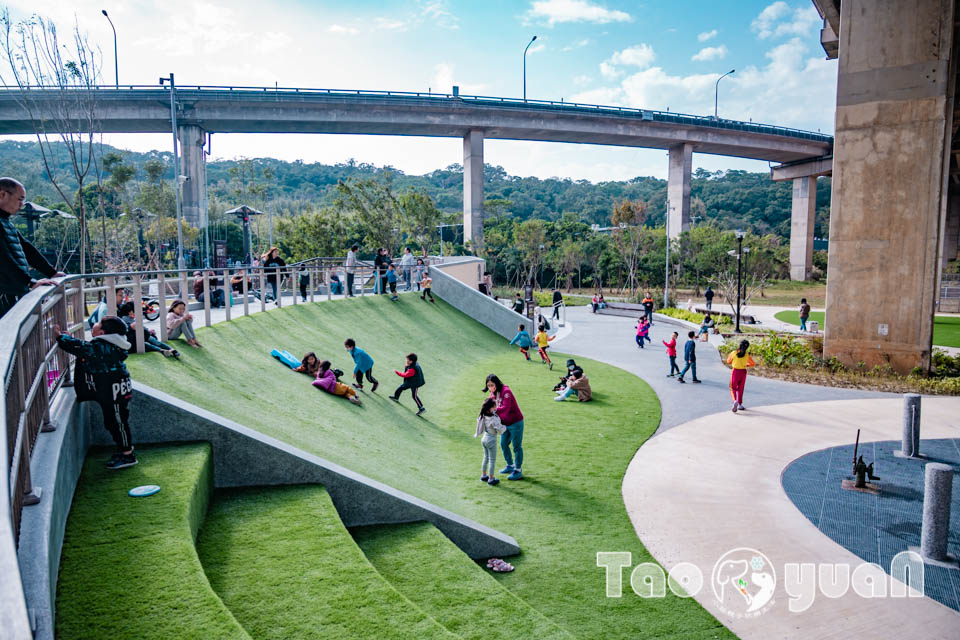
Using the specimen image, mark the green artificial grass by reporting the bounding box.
[56,444,250,640]
[775,310,960,347]
[126,294,733,639]
[352,523,572,640]
[196,486,454,639]
[773,309,825,329]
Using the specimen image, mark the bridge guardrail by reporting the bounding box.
[0,85,833,143]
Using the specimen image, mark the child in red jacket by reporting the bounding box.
[663,331,680,377]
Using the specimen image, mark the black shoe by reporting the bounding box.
[692,379,702,384]
[416,406,427,416]
[106,453,138,470]
[371,381,379,392]
[677,378,686,384]
[353,383,364,391]
[389,395,400,402]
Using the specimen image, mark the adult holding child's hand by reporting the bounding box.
[484,374,525,481]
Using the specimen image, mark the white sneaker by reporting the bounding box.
[732,402,738,413]
[554,395,566,402]
[738,404,746,410]
[348,396,361,405]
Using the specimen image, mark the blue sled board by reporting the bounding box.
[271,349,301,369]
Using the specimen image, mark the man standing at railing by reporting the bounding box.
[0,177,65,318]
[400,247,415,291]
[345,244,359,297]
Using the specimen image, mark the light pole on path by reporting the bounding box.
[734,230,745,333]
[523,36,537,102]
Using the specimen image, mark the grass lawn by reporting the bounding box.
[125,294,733,639]
[197,486,455,639]
[678,280,827,307]
[774,310,960,348]
[56,444,251,640]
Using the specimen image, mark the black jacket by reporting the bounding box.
[0,214,56,295]
[399,362,425,388]
[57,334,131,402]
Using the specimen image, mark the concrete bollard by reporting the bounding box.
[901,394,921,457]
[920,463,954,562]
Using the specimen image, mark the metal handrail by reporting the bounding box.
[0,84,834,143]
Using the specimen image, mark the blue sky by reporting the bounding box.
[4,0,835,181]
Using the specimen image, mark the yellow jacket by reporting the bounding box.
[726,352,756,370]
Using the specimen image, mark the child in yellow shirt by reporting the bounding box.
[726,339,756,413]
[535,324,555,370]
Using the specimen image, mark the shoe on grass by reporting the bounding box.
[353,383,364,391]
[389,395,399,402]
[481,475,489,482]
[500,465,515,474]
[487,477,500,486]
[507,469,524,481]
[416,406,426,416]
[348,396,361,405]
[549,362,553,370]
[371,381,379,392]
[106,453,138,470]
[553,394,566,402]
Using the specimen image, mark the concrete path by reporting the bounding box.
[622,397,960,639]
[551,306,888,432]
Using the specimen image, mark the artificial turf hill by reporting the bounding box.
[57,294,735,639]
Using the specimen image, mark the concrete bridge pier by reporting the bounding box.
[463,129,484,249]
[790,176,817,281]
[178,124,208,230]
[823,0,955,373]
[667,143,691,239]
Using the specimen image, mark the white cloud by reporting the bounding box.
[697,29,718,42]
[328,24,360,35]
[599,62,622,80]
[524,0,632,27]
[430,62,486,94]
[562,38,591,51]
[691,44,728,62]
[751,2,820,39]
[573,36,836,134]
[528,43,546,55]
[374,17,409,32]
[420,0,460,30]
[573,74,592,86]
[608,43,655,68]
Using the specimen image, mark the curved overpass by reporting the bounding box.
[0,85,833,275]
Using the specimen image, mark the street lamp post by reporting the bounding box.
[523,35,537,102]
[734,230,745,333]
[714,69,735,119]
[160,73,186,272]
[101,10,118,87]
[664,198,670,309]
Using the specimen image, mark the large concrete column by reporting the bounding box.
[824,0,956,373]
[789,176,817,281]
[463,129,484,248]
[667,143,692,239]
[178,125,208,229]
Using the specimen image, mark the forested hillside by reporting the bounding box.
[1,140,830,241]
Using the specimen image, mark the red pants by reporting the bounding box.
[730,368,747,404]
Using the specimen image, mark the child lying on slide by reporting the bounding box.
[294,351,321,377]
[312,360,362,405]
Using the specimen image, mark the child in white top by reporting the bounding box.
[475,398,506,486]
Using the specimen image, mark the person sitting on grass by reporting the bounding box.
[166,300,202,349]
[53,317,137,469]
[553,359,582,392]
[294,351,322,377]
[555,368,592,402]
[117,301,179,358]
[312,360,362,405]
[509,323,534,361]
[345,338,378,391]
[475,398,506,485]
[389,352,426,416]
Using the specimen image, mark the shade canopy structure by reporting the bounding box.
[19,201,51,217]
[225,205,264,217]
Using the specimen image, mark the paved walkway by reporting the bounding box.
[551,306,887,432]
[622,397,960,639]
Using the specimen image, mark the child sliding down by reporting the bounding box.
[508,323,534,361]
[312,360,362,405]
[475,398,506,485]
